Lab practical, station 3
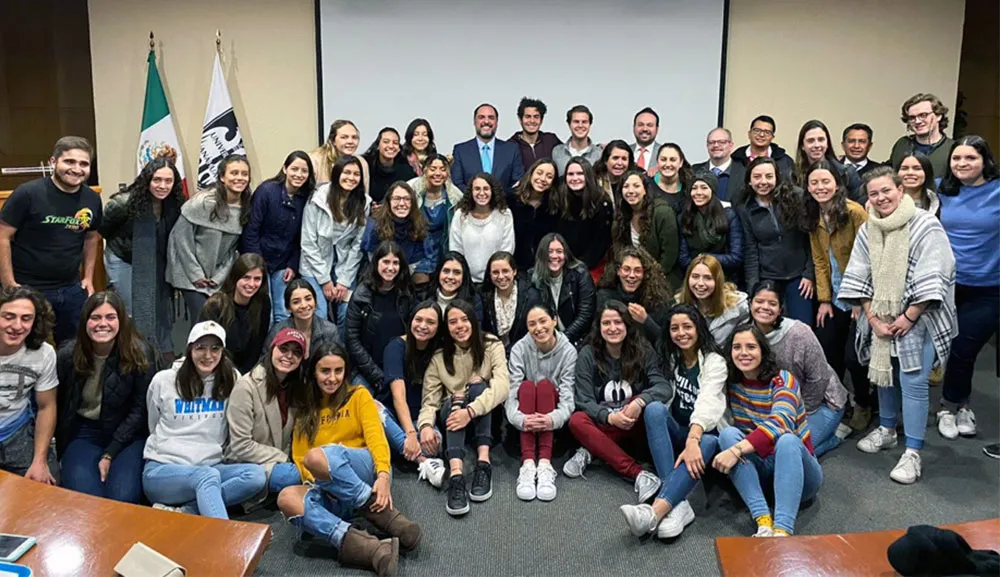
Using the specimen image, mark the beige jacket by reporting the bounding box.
[225,364,294,479]
[418,340,509,429]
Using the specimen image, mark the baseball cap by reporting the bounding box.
[187,320,227,345]
[271,328,307,351]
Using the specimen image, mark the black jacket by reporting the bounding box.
[99,191,182,264]
[595,285,670,344]
[530,266,595,346]
[731,143,795,181]
[555,196,614,270]
[507,191,558,272]
[737,191,814,289]
[692,160,747,205]
[367,156,418,205]
[480,276,541,353]
[55,340,157,458]
[345,283,415,392]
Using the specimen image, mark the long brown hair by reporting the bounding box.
[549,157,605,219]
[326,155,367,227]
[441,300,499,376]
[210,154,252,227]
[455,173,508,214]
[202,253,269,339]
[587,300,648,385]
[597,245,671,311]
[261,340,305,403]
[294,342,356,445]
[72,292,151,377]
[515,159,558,205]
[175,338,237,402]
[611,170,654,248]
[799,159,850,234]
[676,254,741,318]
[374,181,427,241]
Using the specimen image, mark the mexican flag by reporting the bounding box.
[197,53,245,188]
[137,49,188,196]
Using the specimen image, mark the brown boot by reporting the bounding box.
[359,496,423,551]
[338,527,398,577]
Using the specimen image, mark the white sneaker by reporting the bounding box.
[752,525,774,537]
[956,408,977,437]
[634,470,661,503]
[857,426,898,453]
[562,448,591,478]
[657,500,695,539]
[152,503,184,513]
[535,462,557,502]
[516,461,537,501]
[835,423,852,440]
[889,450,922,484]
[418,458,446,489]
[619,503,658,536]
[937,410,959,440]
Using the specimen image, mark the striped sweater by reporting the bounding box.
[727,369,813,458]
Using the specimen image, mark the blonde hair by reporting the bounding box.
[675,254,740,318]
[314,119,358,178]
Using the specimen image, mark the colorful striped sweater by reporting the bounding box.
[727,369,813,458]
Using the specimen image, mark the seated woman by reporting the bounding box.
[345,241,416,398]
[381,300,447,487]
[507,304,577,502]
[56,291,157,503]
[749,281,849,457]
[225,329,308,497]
[508,159,559,272]
[481,251,541,354]
[714,323,821,537]
[676,255,750,346]
[200,253,271,376]
[529,232,596,347]
[619,304,726,539]
[142,321,265,518]
[449,172,515,284]
[362,127,417,206]
[408,153,462,267]
[278,342,420,576]
[678,171,744,281]
[423,251,484,323]
[361,182,434,283]
[265,279,341,357]
[612,169,681,288]
[564,300,672,504]
[842,167,956,485]
[596,246,672,344]
[417,300,509,517]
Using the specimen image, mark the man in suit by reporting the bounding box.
[451,103,525,192]
[840,123,883,177]
[509,97,562,172]
[551,105,603,175]
[693,127,746,205]
[630,107,661,174]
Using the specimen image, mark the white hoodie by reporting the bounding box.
[143,359,236,466]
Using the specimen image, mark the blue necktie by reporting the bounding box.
[481,143,492,174]
[711,167,722,176]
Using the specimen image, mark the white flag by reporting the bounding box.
[197,53,245,188]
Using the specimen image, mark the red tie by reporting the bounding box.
[636,147,646,169]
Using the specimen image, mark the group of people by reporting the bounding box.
[0,90,997,576]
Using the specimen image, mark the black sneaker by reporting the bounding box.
[469,461,493,502]
[445,475,470,516]
[984,443,1000,460]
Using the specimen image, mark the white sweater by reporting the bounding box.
[143,360,236,466]
[448,208,515,283]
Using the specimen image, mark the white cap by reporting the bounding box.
[187,320,227,345]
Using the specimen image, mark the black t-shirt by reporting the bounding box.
[670,361,701,428]
[370,290,404,370]
[0,178,103,289]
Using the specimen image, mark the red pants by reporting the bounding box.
[517,379,558,461]
[568,408,646,479]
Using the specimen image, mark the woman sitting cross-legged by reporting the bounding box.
[564,300,673,504]
[264,278,341,358]
[749,280,849,457]
[596,245,672,344]
[56,291,157,503]
[142,321,265,518]
[278,342,421,577]
[506,304,578,501]
[619,304,726,540]
[714,323,821,537]
[225,328,309,498]
[417,299,510,517]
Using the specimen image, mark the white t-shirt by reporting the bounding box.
[0,343,58,441]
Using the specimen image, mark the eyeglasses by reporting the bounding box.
[707,139,732,146]
[389,196,412,204]
[192,344,223,354]
[750,128,774,137]
[906,111,934,124]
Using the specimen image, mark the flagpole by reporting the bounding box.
[149,30,154,51]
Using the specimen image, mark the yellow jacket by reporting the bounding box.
[418,340,509,430]
[809,199,868,303]
[291,386,390,482]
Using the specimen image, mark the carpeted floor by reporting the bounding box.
[234,348,1000,577]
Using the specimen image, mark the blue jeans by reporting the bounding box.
[303,276,349,329]
[60,419,144,503]
[269,462,302,494]
[718,427,823,534]
[879,332,936,450]
[777,276,813,326]
[288,444,374,549]
[377,402,407,457]
[806,404,845,457]
[643,401,719,507]
[942,284,1000,409]
[104,252,133,314]
[40,282,87,346]
[269,269,291,325]
[142,461,266,519]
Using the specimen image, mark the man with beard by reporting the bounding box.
[0,136,103,346]
[552,105,603,175]
[510,97,562,172]
[629,107,661,174]
[693,127,746,204]
[451,103,525,193]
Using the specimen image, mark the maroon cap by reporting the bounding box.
[271,328,306,351]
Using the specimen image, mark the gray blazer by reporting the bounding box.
[224,364,294,479]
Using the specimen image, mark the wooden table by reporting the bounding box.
[0,471,272,576]
[715,518,1000,577]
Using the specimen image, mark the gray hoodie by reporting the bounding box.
[506,331,577,431]
[166,191,243,294]
[299,183,370,286]
[708,291,750,347]
[765,319,848,413]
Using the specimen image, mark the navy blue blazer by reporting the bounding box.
[450,137,525,193]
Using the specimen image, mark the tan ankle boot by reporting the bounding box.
[360,497,423,551]
[338,527,398,577]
